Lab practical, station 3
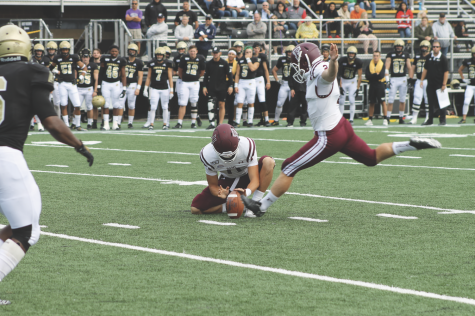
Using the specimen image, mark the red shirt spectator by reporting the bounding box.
[396,3,413,30]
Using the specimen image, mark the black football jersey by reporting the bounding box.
[255,53,268,78]
[338,57,363,80]
[101,56,127,83]
[179,54,205,82]
[125,58,144,84]
[386,51,410,77]
[173,53,184,72]
[31,56,50,67]
[148,59,172,90]
[77,62,98,88]
[413,54,428,80]
[238,57,259,80]
[0,58,56,151]
[275,56,292,81]
[52,54,80,83]
[462,59,475,86]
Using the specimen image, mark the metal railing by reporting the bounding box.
[10,19,53,38]
[84,19,132,56]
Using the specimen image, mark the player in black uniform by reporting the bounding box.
[143,47,174,130]
[338,46,363,124]
[272,45,294,126]
[176,45,206,129]
[384,39,413,124]
[45,41,61,117]
[458,46,475,124]
[234,46,260,127]
[0,25,93,305]
[91,48,102,128]
[121,43,143,128]
[49,41,86,130]
[408,40,430,124]
[76,48,99,129]
[97,45,127,130]
[252,43,271,127]
[29,43,50,131]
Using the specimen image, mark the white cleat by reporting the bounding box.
[112,121,118,130]
[365,120,373,126]
[244,208,257,218]
[383,119,388,126]
[409,137,442,150]
[0,299,11,305]
[37,122,44,131]
[101,123,110,131]
[142,123,150,129]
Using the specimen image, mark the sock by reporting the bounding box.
[168,112,171,125]
[93,119,97,124]
[30,118,35,127]
[178,119,183,125]
[54,105,60,116]
[235,108,243,124]
[265,115,269,122]
[242,107,247,121]
[392,141,417,155]
[252,190,265,201]
[62,115,69,125]
[103,114,109,125]
[349,104,355,121]
[128,116,134,124]
[369,116,373,120]
[87,118,93,125]
[463,104,469,115]
[411,110,419,120]
[0,239,25,282]
[275,106,283,121]
[75,114,81,126]
[207,99,215,123]
[162,109,169,125]
[222,203,227,213]
[248,107,255,124]
[260,192,279,211]
[113,116,118,123]
[191,119,196,124]
[387,110,392,118]
[399,111,404,118]
[147,111,155,125]
[119,116,123,124]
[190,102,198,120]
[339,104,344,114]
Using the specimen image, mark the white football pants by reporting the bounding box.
[236,79,257,104]
[120,83,138,110]
[178,81,199,106]
[463,85,475,115]
[78,87,94,111]
[255,76,266,102]
[102,81,121,110]
[276,81,290,108]
[59,82,80,108]
[388,77,408,104]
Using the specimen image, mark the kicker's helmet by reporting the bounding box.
[212,124,240,163]
[34,43,45,58]
[347,46,357,60]
[164,46,171,58]
[0,24,31,60]
[285,45,295,57]
[92,95,106,108]
[59,41,71,56]
[394,39,404,52]
[155,47,166,60]
[451,79,460,89]
[290,42,322,83]
[127,43,139,57]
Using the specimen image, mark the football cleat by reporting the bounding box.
[29,125,34,130]
[244,208,257,218]
[76,126,86,131]
[247,123,253,128]
[349,120,354,125]
[231,121,240,128]
[191,123,197,129]
[300,122,306,127]
[196,116,202,127]
[383,119,389,126]
[240,196,265,217]
[70,124,76,130]
[409,137,442,150]
[399,118,406,124]
[128,123,133,128]
[271,121,279,126]
[365,120,373,126]
[206,124,215,130]
[86,124,92,130]
[242,121,248,127]
[0,299,11,305]
[286,123,293,127]
[37,122,44,131]
[458,119,466,124]
[256,120,265,127]
[421,121,433,126]
[101,123,110,131]
[142,123,150,128]
[162,125,168,130]
[264,121,271,127]
[112,121,118,130]
[438,122,446,126]
[173,123,182,129]
[91,122,97,129]
[148,125,154,130]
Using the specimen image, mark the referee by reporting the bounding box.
[203,47,234,129]
[420,41,449,126]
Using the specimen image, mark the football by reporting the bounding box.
[226,190,245,219]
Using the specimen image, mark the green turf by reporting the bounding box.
[1,118,475,315]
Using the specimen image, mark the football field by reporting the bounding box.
[2,118,475,315]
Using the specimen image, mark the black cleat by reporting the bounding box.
[271,121,279,126]
[399,118,406,124]
[87,124,92,130]
[247,123,253,128]
[231,121,240,128]
[409,137,442,150]
[91,122,98,129]
[70,124,76,130]
[264,121,271,127]
[256,120,265,127]
[421,121,433,126]
[242,120,248,127]
[286,123,293,127]
[196,116,202,127]
[191,123,197,129]
[173,123,182,129]
[240,195,266,217]
[206,124,215,130]
[300,122,307,127]
[76,126,86,131]
[29,125,35,130]
[458,119,466,124]
[438,122,446,126]
[128,123,133,128]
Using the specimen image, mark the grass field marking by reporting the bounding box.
[450,154,475,158]
[438,210,475,214]
[103,223,140,229]
[396,156,422,159]
[1,224,473,306]
[168,161,192,164]
[288,217,328,222]
[30,170,474,214]
[108,163,131,166]
[198,220,237,226]
[45,165,69,168]
[377,214,418,219]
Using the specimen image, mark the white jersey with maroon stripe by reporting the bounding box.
[200,136,257,179]
[304,56,342,132]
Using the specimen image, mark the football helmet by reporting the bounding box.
[34,43,45,58]
[92,95,105,108]
[451,79,460,89]
[80,48,91,58]
[155,47,165,60]
[127,43,139,57]
[321,44,330,52]
[212,124,240,163]
[59,41,71,56]
[290,42,322,83]
[0,24,31,59]
[347,46,357,60]
[420,40,430,53]
[234,41,244,48]
[285,45,295,58]
[176,41,188,53]
[163,46,171,58]
[394,39,404,53]
[46,41,57,56]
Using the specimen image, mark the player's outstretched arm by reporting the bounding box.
[321,44,339,83]
[42,116,94,166]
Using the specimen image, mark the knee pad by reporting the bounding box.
[11,225,33,251]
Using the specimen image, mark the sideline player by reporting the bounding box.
[272,45,294,126]
[49,41,86,129]
[457,46,475,124]
[76,49,98,129]
[91,48,102,128]
[409,40,430,125]
[143,47,174,130]
[365,51,388,126]
[321,44,331,61]
[97,45,127,130]
[175,45,205,129]
[241,43,442,217]
[252,43,271,127]
[30,43,50,132]
[122,43,143,128]
[338,46,362,124]
[234,47,260,127]
[0,24,93,305]
[385,39,413,124]
[46,41,61,117]
[191,124,275,216]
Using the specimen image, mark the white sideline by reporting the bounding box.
[377,214,418,219]
[29,170,474,214]
[198,220,236,226]
[288,217,328,222]
[0,223,473,306]
[103,223,140,229]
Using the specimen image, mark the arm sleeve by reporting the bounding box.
[208,26,216,40]
[194,26,201,39]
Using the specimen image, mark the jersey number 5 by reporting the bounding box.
[0,77,6,126]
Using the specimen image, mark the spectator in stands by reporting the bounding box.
[145,0,167,28]
[396,2,413,38]
[350,4,365,31]
[390,0,407,11]
[311,0,326,18]
[454,21,472,50]
[247,12,268,46]
[323,2,339,38]
[359,0,376,18]
[175,15,194,45]
[249,0,265,6]
[256,2,274,20]
[337,2,352,38]
[415,16,433,53]
[146,13,168,47]
[226,0,250,17]
[432,13,457,56]
[287,0,307,30]
[211,0,232,18]
[126,1,143,54]
[175,0,199,30]
[355,11,377,53]
[194,15,216,58]
[272,2,289,54]
[347,0,356,12]
[415,7,427,27]
[296,16,319,40]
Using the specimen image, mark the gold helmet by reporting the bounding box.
[471,46,475,54]
[154,47,166,60]
[450,79,460,89]
[347,46,357,59]
[34,43,45,51]
[92,95,105,108]
[46,41,57,56]
[285,45,295,53]
[127,43,139,57]
[234,41,244,48]
[164,46,171,57]
[177,41,187,51]
[59,41,71,56]
[0,24,31,60]
[394,39,405,52]
[420,40,431,49]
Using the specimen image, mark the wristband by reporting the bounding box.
[245,188,251,197]
[234,83,238,88]
[136,85,141,90]
[246,58,251,63]
[385,76,389,82]
[170,88,174,93]
[385,69,389,76]
[122,88,126,91]
[97,85,101,89]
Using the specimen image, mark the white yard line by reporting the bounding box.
[168,161,192,164]
[108,163,131,166]
[45,165,69,167]
[396,156,422,159]
[0,223,473,306]
[198,220,237,226]
[288,217,328,222]
[450,154,475,158]
[30,170,474,214]
[377,214,418,219]
[103,223,140,229]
